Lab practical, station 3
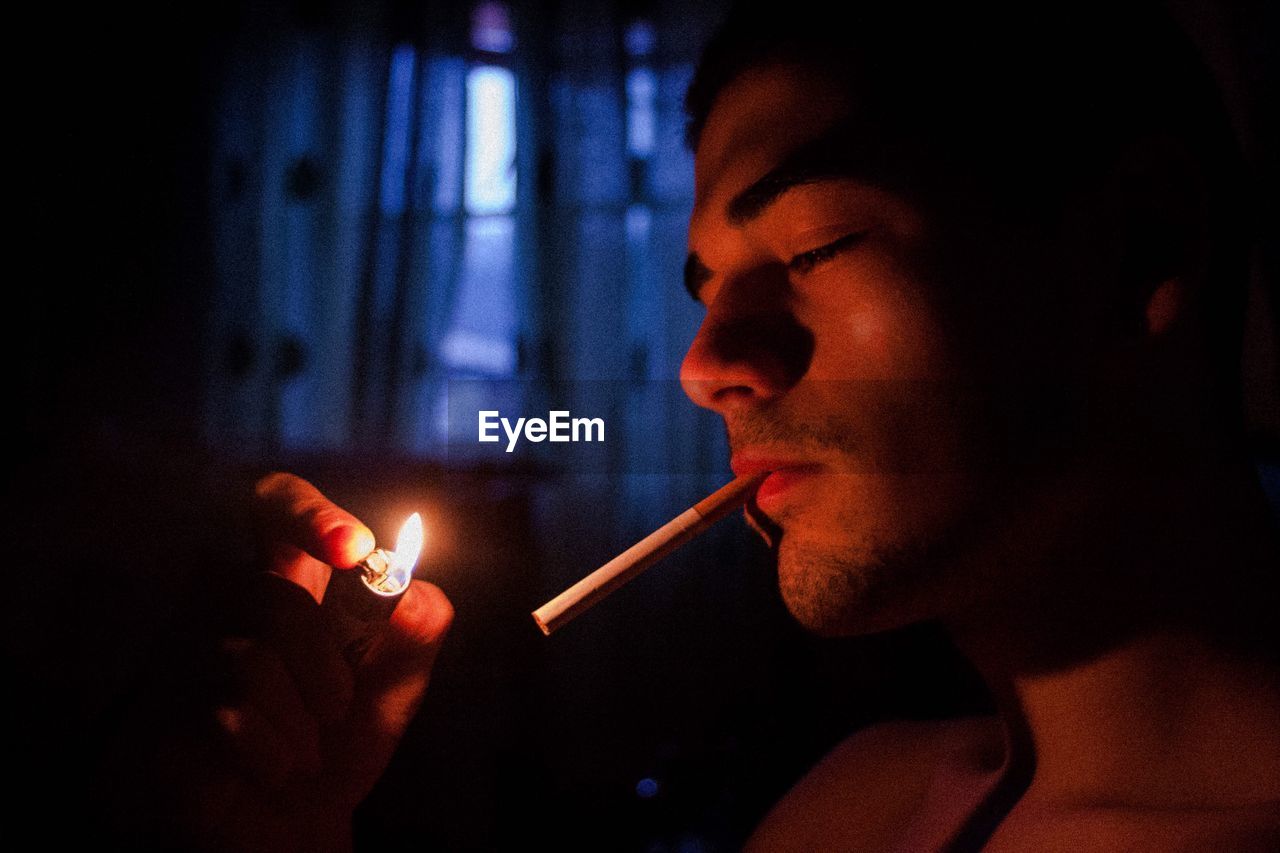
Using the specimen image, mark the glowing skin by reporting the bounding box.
[681,61,1090,636]
[681,49,1280,853]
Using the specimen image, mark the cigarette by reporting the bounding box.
[531,472,766,636]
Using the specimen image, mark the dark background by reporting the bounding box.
[7,1,1277,850]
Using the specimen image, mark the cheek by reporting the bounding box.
[806,294,949,381]
[847,306,890,359]
[801,249,954,382]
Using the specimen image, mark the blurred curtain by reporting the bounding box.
[206,1,473,454]
[203,0,728,495]
[534,0,731,545]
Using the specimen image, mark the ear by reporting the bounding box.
[1103,135,1209,340]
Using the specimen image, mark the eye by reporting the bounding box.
[787,232,868,275]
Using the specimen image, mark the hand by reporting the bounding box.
[103,472,453,851]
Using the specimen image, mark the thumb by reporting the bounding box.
[325,580,453,804]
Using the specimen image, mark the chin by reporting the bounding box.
[773,529,939,637]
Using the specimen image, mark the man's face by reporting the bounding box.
[681,61,1100,635]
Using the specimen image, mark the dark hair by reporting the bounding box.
[685,0,1254,428]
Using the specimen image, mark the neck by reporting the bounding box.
[946,441,1280,809]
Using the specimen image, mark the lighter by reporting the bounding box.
[322,513,425,664]
[354,512,423,597]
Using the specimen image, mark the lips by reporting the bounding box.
[731,454,824,515]
[754,465,823,508]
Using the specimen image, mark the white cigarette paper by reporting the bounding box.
[531,473,766,636]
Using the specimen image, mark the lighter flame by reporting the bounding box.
[392,512,425,579]
[359,512,426,597]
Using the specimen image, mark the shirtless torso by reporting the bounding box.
[746,717,1280,852]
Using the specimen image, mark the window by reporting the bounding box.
[436,3,520,379]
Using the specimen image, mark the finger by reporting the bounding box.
[267,540,332,605]
[326,580,453,805]
[362,580,454,725]
[220,638,323,777]
[249,573,355,726]
[253,472,376,569]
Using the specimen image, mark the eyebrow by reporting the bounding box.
[726,130,876,226]
[684,127,878,301]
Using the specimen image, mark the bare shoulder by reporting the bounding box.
[744,716,1002,853]
[986,799,1280,853]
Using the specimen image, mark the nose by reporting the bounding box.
[679,268,813,413]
